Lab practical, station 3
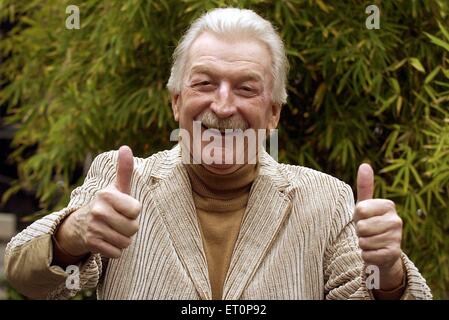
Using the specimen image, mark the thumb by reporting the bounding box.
[356,163,374,202]
[116,145,134,194]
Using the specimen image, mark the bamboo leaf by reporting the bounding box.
[409,57,426,73]
[425,32,449,52]
[425,66,441,84]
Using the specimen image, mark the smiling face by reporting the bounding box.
[171,32,281,174]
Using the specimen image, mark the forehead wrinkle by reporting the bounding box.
[188,62,264,82]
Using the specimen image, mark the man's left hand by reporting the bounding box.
[353,163,405,292]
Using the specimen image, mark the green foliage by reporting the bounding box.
[1,0,448,298]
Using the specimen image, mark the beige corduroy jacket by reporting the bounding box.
[4,144,432,300]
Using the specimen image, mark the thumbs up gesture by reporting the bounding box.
[81,146,142,258]
[53,146,141,262]
[353,163,405,290]
[56,146,141,261]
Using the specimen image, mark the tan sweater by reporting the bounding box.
[185,163,259,299]
[4,144,432,299]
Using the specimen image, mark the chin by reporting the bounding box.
[202,162,241,175]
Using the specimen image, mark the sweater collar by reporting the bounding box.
[184,162,260,200]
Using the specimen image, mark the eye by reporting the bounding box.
[195,81,211,86]
[237,85,257,97]
[191,80,215,92]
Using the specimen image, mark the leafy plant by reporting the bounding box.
[1,0,448,299]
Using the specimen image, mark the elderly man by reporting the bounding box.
[4,8,431,300]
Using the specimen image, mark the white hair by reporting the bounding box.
[167,7,289,105]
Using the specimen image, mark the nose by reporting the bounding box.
[210,82,237,118]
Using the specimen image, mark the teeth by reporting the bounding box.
[202,124,234,134]
[203,124,223,133]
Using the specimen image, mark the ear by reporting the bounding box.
[171,94,180,122]
[267,102,282,131]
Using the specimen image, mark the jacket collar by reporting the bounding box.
[148,144,294,300]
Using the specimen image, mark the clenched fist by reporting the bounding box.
[353,163,405,291]
[54,146,141,261]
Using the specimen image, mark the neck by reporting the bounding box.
[185,162,260,201]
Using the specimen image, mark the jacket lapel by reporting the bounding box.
[222,150,294,300]
[149,146,212,300]
[148,145,294,300]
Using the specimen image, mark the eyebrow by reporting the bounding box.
[189,64,264,82]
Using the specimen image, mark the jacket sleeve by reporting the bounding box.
[323,183,432,300]
[4,151,117,299]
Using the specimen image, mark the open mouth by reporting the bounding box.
[201,123,226,134]
[199,121,247,138]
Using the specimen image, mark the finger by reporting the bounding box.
[353,199,395,222]
[357,163,374,202]
[355,213,401,237]
[98,225,133,250]
[361,247,401,267]
[103,209,140,237]
[358,231,401,251]
[87,237,122,259]
[96,188,141,219]
[116,145,134,195]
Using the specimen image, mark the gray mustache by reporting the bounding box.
[198,110,249,131]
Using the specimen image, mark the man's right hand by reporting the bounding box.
[53,145,141,262]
